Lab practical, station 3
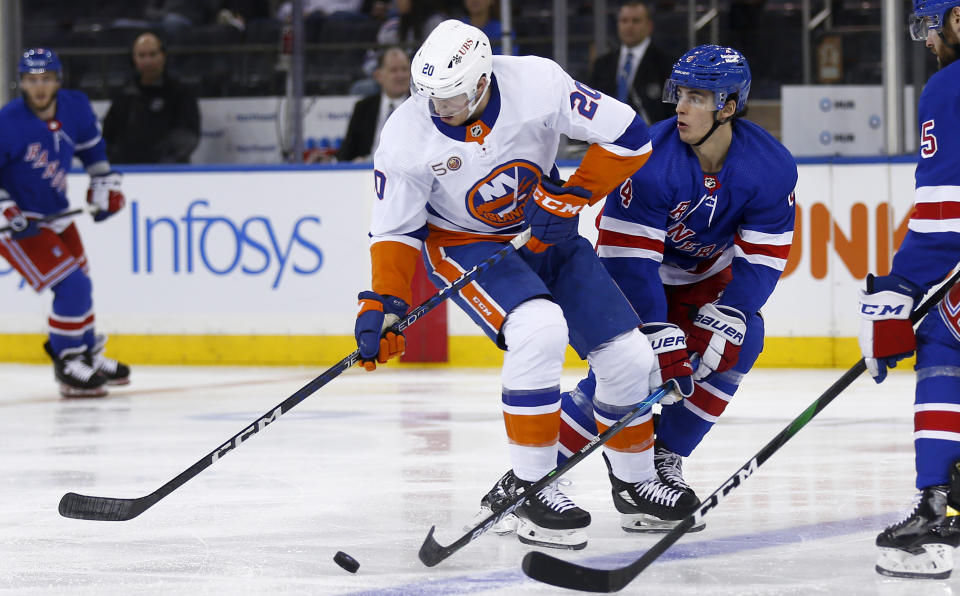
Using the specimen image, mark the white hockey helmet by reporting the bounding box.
[410,20,493,117]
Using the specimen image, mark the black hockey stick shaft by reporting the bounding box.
[522,268,960,593]
[0,208,84,234]
[58,230,532,522]
[418,385,671,567]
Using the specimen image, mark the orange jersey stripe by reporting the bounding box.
[371,240,421,305]
[425,241,506,333]
[503,410,561,447]
[596,419,654,453]
[567,144,651,206]
[427,224,518,247]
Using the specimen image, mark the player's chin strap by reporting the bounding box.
[692,111,734,147]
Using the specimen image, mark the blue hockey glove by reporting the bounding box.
[354,291,409,371]
[858,273,921,383]
[523,178,590,253]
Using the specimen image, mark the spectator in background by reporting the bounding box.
[588,1,674,124]
[338,46,411,162]
[358,0,446,87]
[461,0,507,53]
[102,33,200,164]
[276,0,365,21]
[146,0,219,29]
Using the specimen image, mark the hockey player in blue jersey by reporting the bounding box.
[545,45,797,533]
[857,0,960,579]
[0,48,129,397]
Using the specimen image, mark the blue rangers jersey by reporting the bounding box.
[0,89,107,216]
[596,116,797,322]
[890,59,960,290]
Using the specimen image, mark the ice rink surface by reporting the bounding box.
[1,363,954,595]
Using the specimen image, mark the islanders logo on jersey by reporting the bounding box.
[465,160,542,228]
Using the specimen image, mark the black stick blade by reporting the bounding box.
[418,526,452,567]
[522,551,626,593]
[58,492,151,521]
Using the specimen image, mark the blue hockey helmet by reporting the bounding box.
[910,0,960,40]
[18,48,62,76]
[662,45,751,113]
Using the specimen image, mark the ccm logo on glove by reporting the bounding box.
[860,303,909,317]
[532,187,587,217]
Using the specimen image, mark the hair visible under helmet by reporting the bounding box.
[18,48,62,78]
[662,44,751,146]
[410,20,493,117]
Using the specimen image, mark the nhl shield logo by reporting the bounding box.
[470,124,483,137]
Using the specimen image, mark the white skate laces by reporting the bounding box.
[63,357,99,383]
[629,479,686,507]
[655,448,692,491]
[535,481,578,513]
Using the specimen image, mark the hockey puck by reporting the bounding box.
[334,550,360,573]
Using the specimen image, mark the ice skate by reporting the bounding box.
[876,486,960,579]
[605,453,702,533]
[515,478,591,550]
[44,341,107,398]
[465,469,520,535]
[653,442,704,529]
[89,334,130,385]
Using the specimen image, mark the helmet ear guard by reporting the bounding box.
[662,45,751,114]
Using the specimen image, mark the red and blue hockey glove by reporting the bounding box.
[523,178,590,253]
[0,200,40,240]
[641,322,694,404]
[687,303,746,381]
[87,172,126,222]
[858,273,921,383]
[354,291,409,371]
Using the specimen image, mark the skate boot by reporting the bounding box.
[605,453,702,533]
[515,478,591,550]
[876,486,960,579]
[465,469,520,535]
[44,341,108,398]
[89,335,130,385]
[654,442,705,530]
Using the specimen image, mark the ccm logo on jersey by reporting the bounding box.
[466,160,541,228]
[693,312,745,342]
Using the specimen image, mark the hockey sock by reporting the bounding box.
[48,269,95,357]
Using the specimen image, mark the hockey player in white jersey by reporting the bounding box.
[352,20,699,549]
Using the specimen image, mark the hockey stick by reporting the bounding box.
[522,268,960,592]
[0,208,85,235]
[418,384,672,567]
[58,229,532,521]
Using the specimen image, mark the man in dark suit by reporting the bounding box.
[337,46,411,162]
[588,1,675,125]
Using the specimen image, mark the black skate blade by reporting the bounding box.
[59,385,107,398]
